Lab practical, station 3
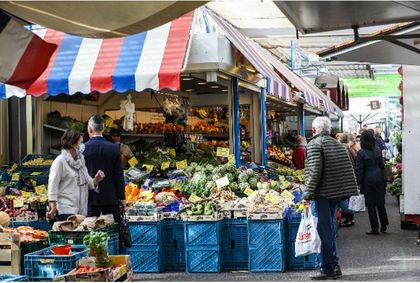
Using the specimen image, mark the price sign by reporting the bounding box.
[13,197,24,208]
[145,164,154,172]
[281,190,295,200]
[169,148,176,158]
[35,185,48,195]
[161,161,170,170]
[216,147,229,157]
[145,191,154,201]
[244,187,255,197]
[191,135,197,142]
[265,193,279,205]
[216,176,230,188]
[188,194,203,203]
[176,160,188,170]
[128,157,139,168]
[281,181,291,190]
[279,175,286,182]
[11,173,20,181]
[21,191,32,198]
[228,154,236,165]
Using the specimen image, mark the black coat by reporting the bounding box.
[355,146,386,206]
[84,136,125,206]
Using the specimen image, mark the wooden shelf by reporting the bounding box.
[121,133,164,138]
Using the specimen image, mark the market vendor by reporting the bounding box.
[110,128,134,167]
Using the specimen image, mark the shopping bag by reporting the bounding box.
[295,207,321,257]
[349,195,366,212]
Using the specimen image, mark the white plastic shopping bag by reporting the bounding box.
[295,207,321,257]
[349,194,366,212]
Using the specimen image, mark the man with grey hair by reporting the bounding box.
[84,114,125,225]
[304,116,358,280]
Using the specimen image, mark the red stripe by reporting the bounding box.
[158,12,194,90]
[6,35,57,89]
[27,29,65,96]
[90,37,124,93]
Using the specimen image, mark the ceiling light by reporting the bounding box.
[185,89,195,92]
[211,85,220,89]
[222,89,228,92]
[197,82,207,85]
[246,67,256,73]
[182,77,194,81]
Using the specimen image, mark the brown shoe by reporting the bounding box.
[366,230,379,235]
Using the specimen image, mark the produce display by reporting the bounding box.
[267,146,293,166]
[22,158,54,167]
[386,153,403,196]
[0,225,48,243]
[83,231,110,268]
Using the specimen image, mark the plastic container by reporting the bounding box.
[24,245,87,281]
[50,244,71,255]
[127,245,163,273]
[186,247,221,273]
[249,246,286,272]
[222,218,248,271]
[162,219,185,271]
[184,221,222,246]
[129,221,161,246]
[108,236,119,256]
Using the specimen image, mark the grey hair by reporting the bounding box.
[312,117,331,135]
[88,115,105,133]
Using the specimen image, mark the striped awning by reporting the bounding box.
[0,11,194,99]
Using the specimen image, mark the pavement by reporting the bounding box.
[134,195,420,281]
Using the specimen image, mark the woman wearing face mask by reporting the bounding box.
[47,129,105,221]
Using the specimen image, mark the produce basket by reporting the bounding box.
[24,245,87,281]
[19,154,55,172]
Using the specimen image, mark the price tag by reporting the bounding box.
[281,190,295,200]
[144,164,154,172]
[176,160,188,170]
[13,197,24,208]
[216,147,229,157]
[30,172,43,176]
[296,175,304,182]
[128,157,139,168]
[265,193,279,205]
[281,181,291,190]
[145,191,154,201]
[169,148,176,158]
[161,161,170,170]
[35,185,48,195]
[191,135,197,142]
[244,187,255,197]
[228,154,236,165]
[188,194,203,203]
[8,163,17,173]
[21,191,32,198]
[215,176,230,188]
[11,173,20,181]
[279,175,286,182]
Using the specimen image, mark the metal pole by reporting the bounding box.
[298,103,305,136]
[232,77,241,167]
[260,87,267,166]
[290,40,295,71]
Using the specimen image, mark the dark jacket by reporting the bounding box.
[304,134,358,200]
[84,136,125,206]
[355,146,386,206]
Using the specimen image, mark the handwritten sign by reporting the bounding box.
[11,173,20,181]
[281,190,295,200]
[215,176,230,188]
[281,181,291,190]
[265,193,279,205]
[189,194,203,203]
[216,147,229,157]
[244,187,255,197]
[128,157,139,168]
[169,148,176,158]
[13,198,24,208]
[176,160,188,170]
[35,185,48,195]
[161,161,170,171]
[144,164,154,172]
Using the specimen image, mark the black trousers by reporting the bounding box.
[367,205,389,230]
[88,205,121,224]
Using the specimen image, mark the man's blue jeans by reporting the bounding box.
[311,197,339,273]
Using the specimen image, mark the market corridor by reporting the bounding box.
[135,195,420,281]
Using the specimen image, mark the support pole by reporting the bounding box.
[298,103,305,136]
[232,77,241,167]
[260,87,267,166]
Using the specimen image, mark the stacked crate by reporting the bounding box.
[222,218,249,271]
[162,219,185,271]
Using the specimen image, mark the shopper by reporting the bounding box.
[47,129,105,221]
[292,135,306,170]
[84,115,125,223]
[355,129,389,235]
[384,138,394,161]
[349,133,361,161]
[110,128,134,167]
[338,133,356,227]
[304,117,358,280]
[374,127,386,158]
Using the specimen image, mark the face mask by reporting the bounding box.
[78,143,85,155]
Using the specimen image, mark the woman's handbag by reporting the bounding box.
[119,203,132,248]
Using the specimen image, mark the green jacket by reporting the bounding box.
[304,134,358,200]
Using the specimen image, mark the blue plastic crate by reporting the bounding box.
[129,222,161,246]
[0,274,28,282]
[10,220,39,229]
[24,245,87,281]
[0,171,11,182]
[222,218,248,271]
[162,219,185,271]
[184,221,222,247]
[108,236,120,256]
[35,220,51,231]
[249,246,286,272]
[128,245,163,273]
[248,219,285,248]
[186,247,221,273]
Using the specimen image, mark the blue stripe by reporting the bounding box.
[47,34,83,95]
[260,87,267,166]
[0,83,5,99]
[113,32,147,93]
[266,78,271,95]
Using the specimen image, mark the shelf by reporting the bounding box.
[43,124,67,132]
[121,133,164,138]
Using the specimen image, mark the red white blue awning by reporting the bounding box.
[0,11,194,99]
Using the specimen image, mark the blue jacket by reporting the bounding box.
[84,136,125,206]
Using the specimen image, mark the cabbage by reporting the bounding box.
[248,177,259,189]
[239,182,249,192]
[238,172,248,183]
[229,182,239,192]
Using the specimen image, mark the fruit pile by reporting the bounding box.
[267,146,293,166]
[22,158,53,167]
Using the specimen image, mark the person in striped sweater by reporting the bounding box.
[304,117,358,280]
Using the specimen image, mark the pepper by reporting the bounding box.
[204,202,214,215]
[191,204,204,215]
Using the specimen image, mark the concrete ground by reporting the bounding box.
[134,195,420,281]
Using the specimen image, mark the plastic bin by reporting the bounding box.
[222,218,248,271]
[129,222,161,246]
[162,219,185,271]
[19,239,50,275]
[24,245,87,281]
[108,236,120,256]
[186,247,221,273]
[248,219,285,247]
[35,220,51,232]
[0,274,29,282]
[184,221,222,247]
[249,246,286,272]
[127,245,163,273]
